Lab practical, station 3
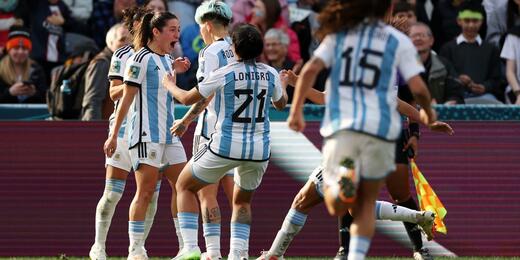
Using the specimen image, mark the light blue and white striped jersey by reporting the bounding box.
[198,61,284,161]
[315,21,424,141]
[195,37,236,139]
[124,46,179,148]
[108,44,134,138]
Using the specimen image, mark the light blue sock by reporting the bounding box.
[347,235,371,260]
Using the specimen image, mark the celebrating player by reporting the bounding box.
[168,1,237,259]
[287,0,436,259]
[103,11,189,260]
[163,24,288,260]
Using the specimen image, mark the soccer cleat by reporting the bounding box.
[89,244,107,260]
[171,246,201,260]
[256,251,284,260]
[200,252,222,260]
[240,250,249,260]
[127,254,149,260]
[127,246,148,260]
[417,211,436,241]
[413,248,434,260]
[333,246,347,260]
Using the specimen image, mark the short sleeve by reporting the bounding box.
[396,36,425,82]
[198,51,220,82]
[108,46,131,81]
[198,70,226,98]
[270,70,283,102]
[123,54,146,88]
[501,34,517,60]
[313,34,336,69]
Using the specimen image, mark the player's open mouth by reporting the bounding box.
[170,41,177,48]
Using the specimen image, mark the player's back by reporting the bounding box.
[318,21,423,141]
[195,38,236,139]
[207,61,282,161]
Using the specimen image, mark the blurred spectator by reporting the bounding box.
[414,0,437,25]
[231,0,289,28]
[0,0,25,51]
[145,0,167,12]
[264,28,300,103]
[289,0,322,62]
[486,0,520,47]
[440,1,502,104]
[409,22,464,104]
[47,39,99,119]
[500,26,520,104]
[247,0,301,62]
[264,28,298,71]
[0,27,47,103]
[24,0,87,83]
[62,0,93,24]
[431,0,487,51]
[393,1,418,33]
[89,0,135,48]
[81,23,129,121]
[177,22,203,90]
[167,0,201,30]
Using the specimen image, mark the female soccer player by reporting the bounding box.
[103,11,188,260]
[168,1,237,259]
[287,0,436,259]
[257,70,453,260]
[163,24,288,260]
[90,7,157,260]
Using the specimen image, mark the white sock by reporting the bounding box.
[129,221,145,255]
[230,222,250,257]
[376,200,419,223]
[143,181,161,244]
[347,235,371,260]
[174,217,184,251]
[94,179,125,247]
[203,223,221,257]
[269,209,307,256]
[178,212,199,249]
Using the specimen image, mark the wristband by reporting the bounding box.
[408,122,420,139]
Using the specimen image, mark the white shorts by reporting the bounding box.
[322,130,395,187]
[308,166,325,198]
[191,145,268,191]
[106,137,132,172]
[129,141,187,170]
[193,135,234,176]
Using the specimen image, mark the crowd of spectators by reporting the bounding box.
[0,0,519,120]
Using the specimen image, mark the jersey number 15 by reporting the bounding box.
[340,47,384,89]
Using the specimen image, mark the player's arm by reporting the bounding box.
[281,69,326,105]
[109,79,125,101]
[397,98,454,135]
[163,72,205,105]
[407,75,436,125]
[104,84,138,157]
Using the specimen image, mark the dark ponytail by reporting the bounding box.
[316,0,391,41]
[133,11,178,50]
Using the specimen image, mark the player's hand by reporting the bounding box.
[104,136,117,158]
[419,108,437,126]
[403,135,418,158]
[287,111,305,132]
[173,57,191,73]
[162,71,177,89]
[170,119,189,137]
[280,69,298,87]
[428,121,454,135]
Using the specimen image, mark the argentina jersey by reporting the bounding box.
[124,47,178,148]
[314,21,424,141]
[195,37,236,139]
[108,44,134,138]
[198,61,284,161]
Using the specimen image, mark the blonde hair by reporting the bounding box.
[0,55,31,85]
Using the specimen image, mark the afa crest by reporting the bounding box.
[128,65,141,79]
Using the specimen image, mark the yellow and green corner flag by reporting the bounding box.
[410,159,448,235]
